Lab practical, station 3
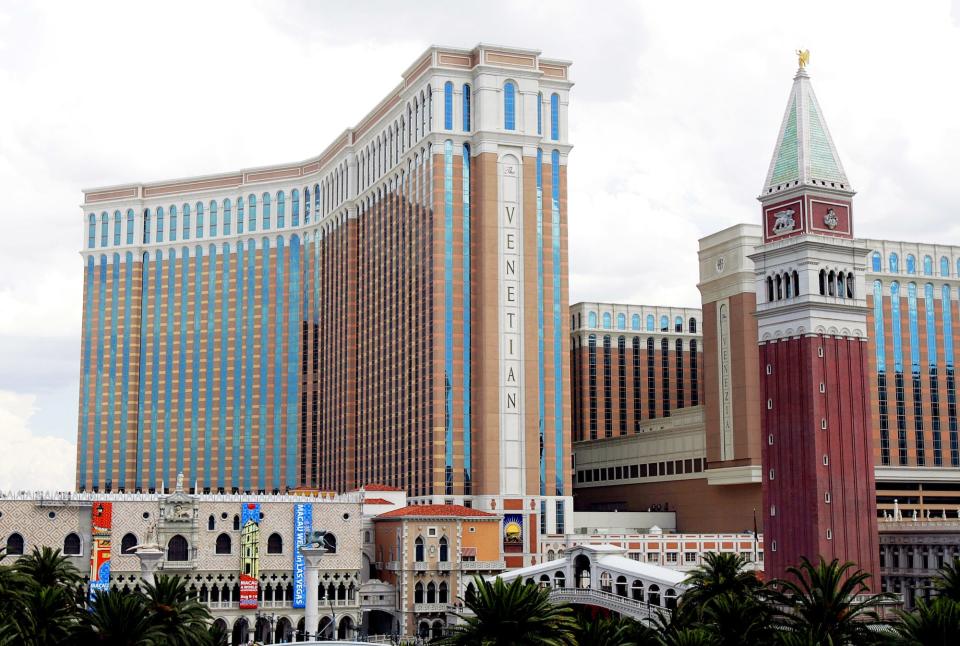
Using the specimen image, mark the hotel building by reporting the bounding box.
[77,44,574,562]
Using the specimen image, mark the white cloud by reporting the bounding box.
[0,391,75,491]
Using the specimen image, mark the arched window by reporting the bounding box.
[906,254,916,274]
[767,276,775,302]
[121,532,138,555]
[100,213,109,247]
[195,202,204,239]
[554,571,566,588]
[143,210,152,244]
[277,191,286,228]
[689,317,697,334]
[872,252,882,272]
[660,315,669,331]
[889,252,899,273]
[837,272,845,298]
[414,582,424,604]
[674,316,683,332]
[793,270,800,295]
[167,535,188,561]
[207,515,215,530]
[267,533,283,554]
[169,205,177,242]
[550,93,560,140]
[233,514,240,531]
[617,313,626,330]
[426,581,436,603]
[438,537,448,562]
[415,536,424,562]
[631,579,644,601]
[785,272,792,298]
[443,81,454,130]
[941,256,950,277]
[292,189,300,227]
[536,91,543,135]
[6,533,24,555]
[847,272,854,298]
[262,192,271,230]
[236,197,244,234]
[247,194,257,232]
[503,81,517,130]
[602,312,612,329]
[215,533,231,555]
[88,214,96,248]
[632,314,641,331]
[819,269,826,295]
[439,581,448,603]
[122,209,133,245]
[646,314,655,331]
[462,83,471,132]
[182,203,191,240]
[205,200,217,238]
[775,274,783,300]
[588,311,598,328]
[828,270,836,296]
[63,533,81,555]
[155,206,165,242]
[923,255,933,276]
[648,584,661,606]
[599,571,612,592]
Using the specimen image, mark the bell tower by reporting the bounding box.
[751,52,880,583]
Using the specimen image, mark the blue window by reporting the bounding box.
[550,93,560,140]
[262,192,271,230]
[143,210,151,244]
[100,213,109,247]
[891,282,903,371]
[113,211,121,246]
[223,199,231,236]
[924,255,933,276]
[291,189,300,227]
[617,313,626,330]
[632,314,641,330]
[126,209,134,245]
[247,194,256,232]
[942,285,959,466]
[313,183,320,218]
[602,312,612,329]
[874,280,889,465]
[889,253,899,273]
[675,316,683,332]
[872,252,882,272]
[646,314,655,331]
[444,81,453,130]
[537,92,543,135]
[209,201,218,237]
[462,84,471,131]
[660,315,669,331]
[88,214,96,248]
[504,81,517,130]
[195,202,204,238]
[237,197,244,234]
[588,311,598,328]
[182,203,190,240]
[942,256,950,277]
[277,191,285,228]
[156,207,165,242]
[906,254,916,274]
[169,205,178,242]
[304,187,310,224]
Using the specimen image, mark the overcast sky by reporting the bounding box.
[1,0,959,491]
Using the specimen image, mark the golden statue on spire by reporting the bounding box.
[796,49,810,69]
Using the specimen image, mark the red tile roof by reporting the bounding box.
[356,483,404,492]
[363,497,394,505]
[375,504,497,519]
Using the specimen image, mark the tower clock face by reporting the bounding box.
[716,257,725,273]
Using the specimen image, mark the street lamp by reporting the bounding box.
[254,610,276,644]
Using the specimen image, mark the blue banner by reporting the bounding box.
[293,502,313,608]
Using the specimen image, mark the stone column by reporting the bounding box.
[300,545,326,640]
[133,547,164,587]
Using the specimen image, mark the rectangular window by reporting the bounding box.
[555,500,565,534]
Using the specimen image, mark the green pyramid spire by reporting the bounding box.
[762,66,851,197]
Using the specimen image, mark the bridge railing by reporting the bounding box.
[548,587,670,622]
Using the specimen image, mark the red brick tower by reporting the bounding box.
[752,55,880,583]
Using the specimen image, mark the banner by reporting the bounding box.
[503,513,523,545]
[292,502,313,608]
[89,501,112,600]
[239,502,261,609]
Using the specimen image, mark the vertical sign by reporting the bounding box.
[292,502,313,608]
[89,501,112,600]
[499,153,524,495]
[239,502,261,609]
[503,513,524,546]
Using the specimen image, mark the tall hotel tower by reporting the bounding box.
[77,45,573,553]
[752,59,879,581]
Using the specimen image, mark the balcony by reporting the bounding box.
[413,562,429,571]
[413,603,448,614]
[436,561,453,571]
[461,560,505,571]
[382,561,400,571]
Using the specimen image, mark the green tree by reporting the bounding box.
[77,588,162,645]
[769,557,890,645]
[932,556,960,603]
[0,549,30,643]
[889,597,960,646]
[700,592,775,646]
[573,614,635,646]
[15,545,83,589]
[437,575,577,646]
[140,574,214,646]
[15,585,79,646]
[681,552,761,612]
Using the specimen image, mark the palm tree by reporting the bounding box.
[14,585,79,646]
[573,614,635,646]
[890,597,960,646]
[769,557,891,645]
[437,575,578,646]
[932,557,960,603]
[680,552,761,614]
[15,545,83,589]
[700,592,775,646]
[0,549,29,643]
[140,574,214,646]
[77,588,162,645]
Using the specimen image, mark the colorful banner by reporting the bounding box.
[89,501,112,600]
[503,513,523,544]
[239,502,261,609]
[292,502,313,608]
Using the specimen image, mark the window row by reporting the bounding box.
[818,269,855,299]
[575,457,706,484]
[872,252,960,278]
[358,86,433,192]
[4,532,82,556]
[766,270,801,301]
[578,311,699,334]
